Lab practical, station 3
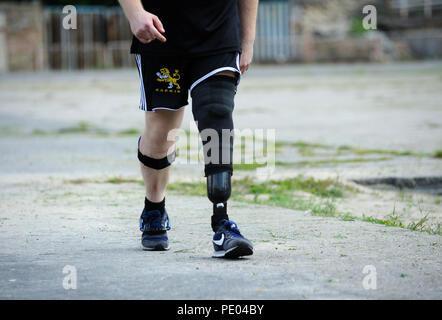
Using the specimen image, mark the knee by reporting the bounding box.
[139,130,174,157]
[138,135,176,170]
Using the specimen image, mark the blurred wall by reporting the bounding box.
[45,6,133,70]
[1,0,441,71]
[0,12,7,72]
[0,2,46,71]
[289,0,442,62]
[289,0,390,62]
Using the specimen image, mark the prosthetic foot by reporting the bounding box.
[208,172,253,258]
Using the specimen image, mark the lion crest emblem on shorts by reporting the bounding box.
[156,68,181,91]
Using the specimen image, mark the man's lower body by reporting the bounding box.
[134,51,253,258]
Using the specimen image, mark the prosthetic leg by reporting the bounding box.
[191,75,236,231]
[191,75,253,258]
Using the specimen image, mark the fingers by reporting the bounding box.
[239,59,251,74]
[240,64,249,74]
[136,28,165,43]
[134,14,166,44]
[151,15,166,42]
[239,52,252,74]
[153,15,165,33]
[151,27,167,42]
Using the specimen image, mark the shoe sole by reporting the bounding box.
[142,244,170,251]
[212,245,253,259]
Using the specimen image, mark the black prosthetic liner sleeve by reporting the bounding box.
[191,75,237,177]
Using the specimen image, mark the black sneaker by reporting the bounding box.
[212,219,253,258]
[139,209,171,251]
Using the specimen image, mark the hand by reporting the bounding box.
[239,40,254,74]
[129,10,166,44]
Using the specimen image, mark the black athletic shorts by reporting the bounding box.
[134,51,241,112]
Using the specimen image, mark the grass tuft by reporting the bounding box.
[105,177,143,185]
[57,121,92,134]
[167,175,349,217]
[167,181,206,196]
[433,150,442,159]
[118,129,140,135]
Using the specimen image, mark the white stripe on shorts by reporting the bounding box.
[189,53,241,93]
[135,54,147,111]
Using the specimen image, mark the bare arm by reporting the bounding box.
[119,0,166,43]
[238,0,259,73]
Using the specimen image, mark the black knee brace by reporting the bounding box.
[137,136,176,170]
[191,75,237,177]
[207,171,232,231]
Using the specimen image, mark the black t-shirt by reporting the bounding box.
[130,0,242,56]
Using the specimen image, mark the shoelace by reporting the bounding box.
[222,219,241,235]
[141,210,166,231]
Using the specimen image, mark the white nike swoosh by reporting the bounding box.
[213,234,225,246]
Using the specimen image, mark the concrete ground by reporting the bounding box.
[0,62,441,299]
